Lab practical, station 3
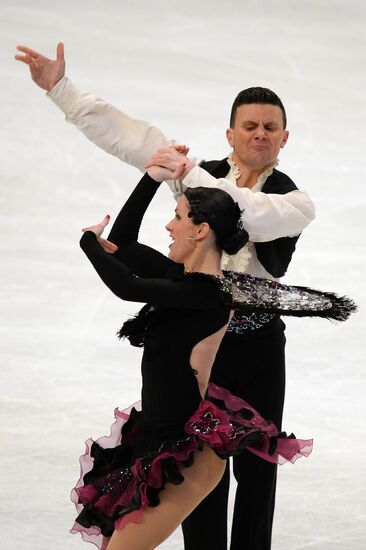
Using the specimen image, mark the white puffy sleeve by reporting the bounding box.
[183,165,315,242]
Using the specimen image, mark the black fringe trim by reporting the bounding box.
[117,303,156,347]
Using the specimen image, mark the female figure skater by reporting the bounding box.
[71,160,354,550]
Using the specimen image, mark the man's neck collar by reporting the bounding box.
[228,153,278,188]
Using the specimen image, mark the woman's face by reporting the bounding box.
[165,195,198,263]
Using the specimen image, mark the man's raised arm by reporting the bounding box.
[47,76,173,171]
[183,165,315,242]
[15,42,183,173]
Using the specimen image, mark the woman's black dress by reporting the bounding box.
[71,174,353,548]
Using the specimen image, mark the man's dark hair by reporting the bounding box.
[229,87,287,129]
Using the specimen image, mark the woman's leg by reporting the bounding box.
[106,444,226,550]
[182,461,230,550]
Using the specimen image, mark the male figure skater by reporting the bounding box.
[15,42,315,550]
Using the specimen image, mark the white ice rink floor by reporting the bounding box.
[1,1,366,548]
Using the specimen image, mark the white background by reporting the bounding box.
[1,1,365,548]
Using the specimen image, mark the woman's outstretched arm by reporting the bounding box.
[80,230,225,309]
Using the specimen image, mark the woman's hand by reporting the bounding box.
[82,215,118,254]
[146,162,186,182]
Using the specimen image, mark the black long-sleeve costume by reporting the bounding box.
[72,173,354,548]
[80,174,232,427]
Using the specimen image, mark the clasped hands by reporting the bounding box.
[145,144,194,182]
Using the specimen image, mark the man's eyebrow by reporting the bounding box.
[241,120,280,126]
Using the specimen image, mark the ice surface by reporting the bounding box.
[1,0,365,548]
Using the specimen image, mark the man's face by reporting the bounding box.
[226,103,289,171]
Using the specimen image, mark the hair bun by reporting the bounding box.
[185,186,249,256]
[221,227,249,255]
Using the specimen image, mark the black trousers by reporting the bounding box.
[182,317,286,550]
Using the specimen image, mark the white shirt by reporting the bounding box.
[47,76,315,279]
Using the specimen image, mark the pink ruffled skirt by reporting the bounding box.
[71,383,312,548]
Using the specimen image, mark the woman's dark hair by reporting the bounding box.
[184,187,248,255]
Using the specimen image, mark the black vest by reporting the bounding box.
[199,158,300,278]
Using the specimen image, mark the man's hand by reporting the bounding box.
[82,215,118,254]
[145,145,195,180]
[15,42,65,91]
